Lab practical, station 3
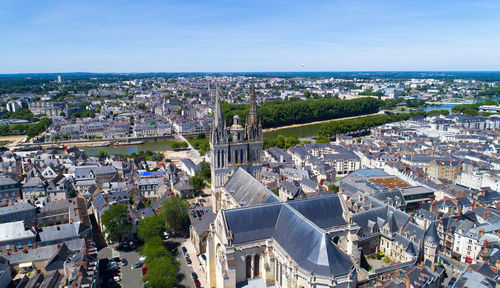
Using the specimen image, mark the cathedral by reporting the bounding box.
[205,86,358,288]
[210,85,263,210]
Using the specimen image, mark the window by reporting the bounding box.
[5,243,10,250]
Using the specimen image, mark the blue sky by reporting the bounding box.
[1,0,500,73]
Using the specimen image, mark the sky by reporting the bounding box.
[1,0,500,73]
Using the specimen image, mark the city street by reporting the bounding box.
[166,237,197,288]
[98,246,143,288]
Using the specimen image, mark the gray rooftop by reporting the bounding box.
[224,168,280,207]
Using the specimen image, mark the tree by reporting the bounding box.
[199,161,211,181]
[276,135,286,148]
[189,174,205,192]
[101,204,132,243]
[143,257,179,288]
[138,103,147,110]
[171,141,188,150]
[328,184,340,193]
[316,135,330,144]
[138,215,165,242]
[285,136,299,149]
[162,197,189,232]
[141,237,179,288]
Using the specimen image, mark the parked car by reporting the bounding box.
[191,272,198,280]
[194,279,201,287]
[113,275,121,282]
[181,246,187,253]
[121,259,128,266]
[201,254,206,261]
[185,257,192,265]
[133,262,143,269]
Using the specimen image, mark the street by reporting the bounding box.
[98,238,204,288]
[98,245,143,288]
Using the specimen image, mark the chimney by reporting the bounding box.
[377,278,383,286]
[483,239,488,248]
[479,229,485,237]
[458,207,462,216]
[405,275,411,288]
[483,211,490,218]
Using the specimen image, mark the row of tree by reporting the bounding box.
[0,108,36,121]
[0,117,52,137]
[262,135,300,150]
[451,99,499,116]
[222,97,382,128]
[319,110,449,137]
[171,141,188,150]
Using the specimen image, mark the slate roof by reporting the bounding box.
[224,203,282,244]
[272,204,353,277]
[424,221,440,244]
[0,221,35,241]
[287,196,347,229]
[223,195,353,277]
[224,168,280,207]
[0,203,35,216]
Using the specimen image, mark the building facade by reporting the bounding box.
[210,85,263,191]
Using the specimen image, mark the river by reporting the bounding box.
[424,96,500,112]
[83,139,175,156]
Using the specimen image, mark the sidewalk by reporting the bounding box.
[184,239,209,288]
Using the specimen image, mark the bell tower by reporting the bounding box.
[245,84,262,180]
[210,87,229,191]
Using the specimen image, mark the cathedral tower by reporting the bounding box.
[210,87,229,190]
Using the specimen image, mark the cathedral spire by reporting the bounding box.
[214,86,224,129]
[245,84,261,141]
[249,84,257,116]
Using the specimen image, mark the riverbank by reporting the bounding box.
[263,112,384,139]
[263,112,382,133]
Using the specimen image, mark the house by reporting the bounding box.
[278,180,302,201]
[428,159,461,182]
[0,203,36,226]
[172,181,194,198]
[0,176,22,206]
[178,159,200,177]
[135,178,166,198]
[0,221,36,253]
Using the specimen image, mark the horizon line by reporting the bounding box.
[2,70,500,76]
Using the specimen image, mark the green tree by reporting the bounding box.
[189,174,205,192]
[316,135,330,144]
[171,141,188,149]
[101,204,132,243]
[143,257,179,288]
[162,197,189,232]
[285,136,299,149]
[276,135,286,148]
[137,215,165,242]
[199,161,211,181]
[328,184,340,193]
